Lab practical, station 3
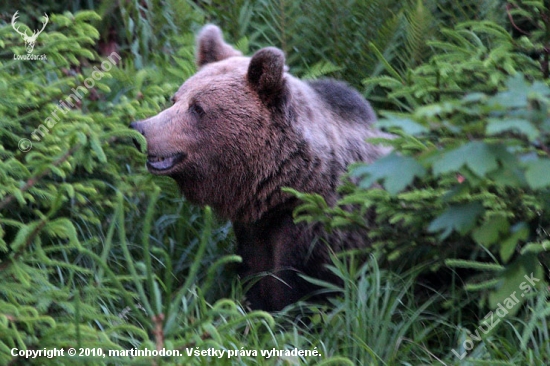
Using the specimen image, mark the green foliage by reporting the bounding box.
[287,12,550,365]
[353,152,427,195]
[366,21,540,110]
[507,0,550,78]
[304,256,443,364]
[0,9,262,365]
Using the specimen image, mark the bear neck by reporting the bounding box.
[219,106,338,224]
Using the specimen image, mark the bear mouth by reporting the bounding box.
[147,153,185,173]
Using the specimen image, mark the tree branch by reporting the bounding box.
[0,145,81,211]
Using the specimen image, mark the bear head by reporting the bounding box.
[131,25,306,223]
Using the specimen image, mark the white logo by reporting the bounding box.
[11,11,48,54]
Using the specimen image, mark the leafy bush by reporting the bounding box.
[291,18,550,363]
[2,8,431,366]
[0,10,251,365]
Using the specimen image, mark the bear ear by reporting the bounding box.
[247,47,286,104]
[197,24,242,67]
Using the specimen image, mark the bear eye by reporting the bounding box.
[189,103,205,118]
[171,96,177,104]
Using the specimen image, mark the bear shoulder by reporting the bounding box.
[306,79,376,124]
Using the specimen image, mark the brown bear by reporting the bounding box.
[130,25,390,311]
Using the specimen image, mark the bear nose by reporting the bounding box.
[129,121,146,152]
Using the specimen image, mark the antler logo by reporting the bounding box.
[11,11,48,54]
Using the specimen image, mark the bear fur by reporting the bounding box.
[130,25,390,311]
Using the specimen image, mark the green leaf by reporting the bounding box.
[486,118,539,141]
[90,135,107,163]
[500,223,529,262]
[74,10,102,23]
[44,218,79,245]
[462,92,487,103]
[473,215,509,246]
[11,223,37,251]
[428,202,485,239]
[433,141,499,177]
[352,152,426,195]
[488,73,530,108]
[377,117,428,135]
[521,241,550,255]
[302,61,342,80]
[445,259,504,271]
[488,254,543,316]
[525,159,550,189]
[368,42,405,84]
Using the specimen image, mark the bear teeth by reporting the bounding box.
[149,156,165,163]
